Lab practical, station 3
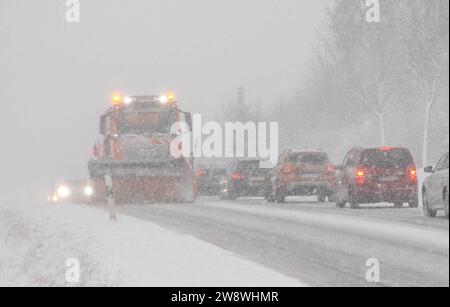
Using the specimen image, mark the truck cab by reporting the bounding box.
[88,93,195,204]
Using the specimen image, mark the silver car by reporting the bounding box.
[422,152,449,218]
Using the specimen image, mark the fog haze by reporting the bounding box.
[0,0,324,199]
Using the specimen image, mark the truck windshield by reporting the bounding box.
[119,112,177,134]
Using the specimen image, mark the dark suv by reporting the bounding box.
[266,150,336,203]
[335,147,418,209]
[219,160,272,200]
[196,168,226,196]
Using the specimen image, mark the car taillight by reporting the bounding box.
[407,166,417,182]
[283,164,293,174]
[231,173,245,181]
[196,170,207,177]
[355,168,366,185]
[93,145,99,158]
[379,147,393,152]
[327,163,335,174]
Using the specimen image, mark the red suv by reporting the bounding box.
[335,147,418,209]
[266,150,336,203]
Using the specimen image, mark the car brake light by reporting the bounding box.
[408,166,417,182]
[231,173,245,181]
[196,170,207,177]
[283,164,293,174]
[355,168,366,185]
[379,147,393,152]
[327,163,335,174]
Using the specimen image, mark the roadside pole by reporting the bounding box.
[105,175,117,221]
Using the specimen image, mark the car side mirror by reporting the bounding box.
[424,166,434,173]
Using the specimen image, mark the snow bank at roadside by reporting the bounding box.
[0,202,302,287]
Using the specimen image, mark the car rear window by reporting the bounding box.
[237,161,260,170]
[361,149,413,168]
[209,169,226,176]
[288,152,329,164]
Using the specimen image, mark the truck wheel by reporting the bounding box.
[422,189,437,218]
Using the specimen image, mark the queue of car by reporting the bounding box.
[196,148,449,219]
[48,148,448,219]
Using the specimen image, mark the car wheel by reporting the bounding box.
[276,195,286,203]
[348,190,359,209]
[264,184,275,203]
[409,200,419,208]
[276,189,286,203]
[443,189,449,219]
[228,192,238,200]
[336,201,346,208]
[220,188,236,201]
[422,189,437,218]
[349,201,359,209]
[394,201,404,208]
[266,190,275,203]
[335,185,348,208]
[317,194,327,203]
[219,189,227,200]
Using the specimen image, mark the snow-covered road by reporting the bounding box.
[120,198,449,287]
[1,196,448,287]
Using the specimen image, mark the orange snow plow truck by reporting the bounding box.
[88,93,196,204]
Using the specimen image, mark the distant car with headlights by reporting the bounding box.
[266,150,336,203]
[219,160,272,200]
[422,152,449,218]
[51,180,94,204]
[335,146,418,209]
[196,168,227,196]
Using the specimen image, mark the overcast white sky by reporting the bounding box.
[0,0,325,199]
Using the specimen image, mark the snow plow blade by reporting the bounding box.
[88,160,195,204]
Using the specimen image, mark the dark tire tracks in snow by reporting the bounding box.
[117,198,449,287]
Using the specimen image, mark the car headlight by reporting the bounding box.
[57,186,71,198]
[84,186,93,196]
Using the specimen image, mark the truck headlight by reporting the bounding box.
[159,95,169,104]
[57,186,70,198]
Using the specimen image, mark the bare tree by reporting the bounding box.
[400,0,449,165]
[328,0,405,146]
